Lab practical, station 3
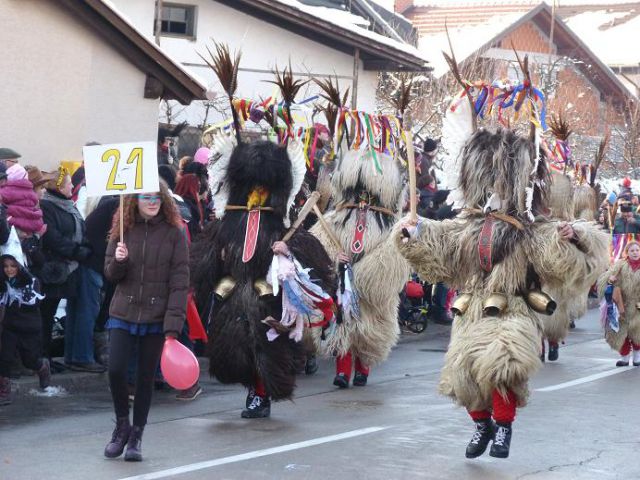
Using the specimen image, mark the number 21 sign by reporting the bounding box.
[83,141,159,197]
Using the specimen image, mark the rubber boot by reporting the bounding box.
[0,376,11,406]
[104,417,131,458]
[37,358,51,389]
[489,422,512,459]
[124,425,144,462]
[465,419,495,459]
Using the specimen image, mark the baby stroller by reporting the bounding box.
[398,274,429,333]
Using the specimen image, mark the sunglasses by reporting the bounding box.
[137,194,161,204]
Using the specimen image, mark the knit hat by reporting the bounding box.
[423,138,439,155]
[0,148,21,161]
[25,165,51,188]
[6,164,27,181]
[622,177,632,188]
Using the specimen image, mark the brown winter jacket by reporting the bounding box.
[104,212,189,334]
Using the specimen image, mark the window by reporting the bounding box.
[155,3,197,39]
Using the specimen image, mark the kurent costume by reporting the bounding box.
[541,125,609,361]
[598,243,640,367]
[395,123,608,458]
[308,113,410,388]
[191,46,335,418]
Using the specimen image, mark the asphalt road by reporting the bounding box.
[1,309,639,480]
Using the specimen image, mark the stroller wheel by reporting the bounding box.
[407,310,428,333]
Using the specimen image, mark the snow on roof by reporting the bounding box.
[564,9,640,66]
[418,10,527,77]
[98,0,208,89]
[414,0,639,6]
[272,0,430,61]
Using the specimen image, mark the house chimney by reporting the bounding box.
[394,0,414,13]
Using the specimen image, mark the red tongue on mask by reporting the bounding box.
[242,210,261,263]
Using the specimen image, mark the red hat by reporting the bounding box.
[623,177,632,188]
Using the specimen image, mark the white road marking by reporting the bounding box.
[118,426,388,480]
[535,367,635,392]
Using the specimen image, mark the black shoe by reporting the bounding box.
[333,373,349,389]
[241,395,271,418]
[548,344,559,362]
[465,419,494,459]
[124,425,144,462]
[353,372,368,387]
[569,320,576,329]
[489,422,512,459]
[305,355,319,375]
[616,358,630,367]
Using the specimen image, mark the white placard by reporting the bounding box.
[83,141,159,197]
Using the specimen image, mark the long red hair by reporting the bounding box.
[174,173,203,226]
[109,180,182,240]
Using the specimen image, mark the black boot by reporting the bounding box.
[489,422,512,458]
[37,358,51,389]
[104,417,131,458]
[124,425,144,462]
[548,343,559,362]
[333,373,349,389]
[305,355,319,375]
[465,419,494,459]
[241,395,271,418]
[353,372,368,386]
[246,388,256,409]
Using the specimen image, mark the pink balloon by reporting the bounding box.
[194,147,210,165]
[160,338,200,390]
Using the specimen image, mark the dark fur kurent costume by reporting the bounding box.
[191,138,335,413]
[394,127,608,458]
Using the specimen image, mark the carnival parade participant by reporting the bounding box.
[395,126,608,459]
[308,116,410,388]
[598,241,640,367]
[103,181,189,461]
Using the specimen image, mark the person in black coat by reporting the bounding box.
[39,168,104,372]
[0,248,50,405]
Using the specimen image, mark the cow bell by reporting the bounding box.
[214,276,236,300]
[451,293,472,316]
[526,290,557,315]
[254,278,273,297]
[482,293,508,317]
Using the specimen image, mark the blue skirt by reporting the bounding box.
[106,317,164,336]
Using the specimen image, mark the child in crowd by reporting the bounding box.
[0,229,49,405]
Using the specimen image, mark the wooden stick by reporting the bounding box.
[282,192,320,242]
[119,195,124,243]
[312,204,343,253]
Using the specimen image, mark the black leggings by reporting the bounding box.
[108,329,164,427]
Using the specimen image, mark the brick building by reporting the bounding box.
[395,1,637,166]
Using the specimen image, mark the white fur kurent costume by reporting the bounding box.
[310,147,410,385]
[394,127,608,459]
[597,250,640,365]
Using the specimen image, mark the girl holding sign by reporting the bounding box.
[103,181,188,462]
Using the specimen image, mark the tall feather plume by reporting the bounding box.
[442,22,477,132]
[199,42,242,143]
[265,64,309,137]
[390,73,415,123]
[548,114,572,141]
[314,76,349,136]
[591,130,610,186]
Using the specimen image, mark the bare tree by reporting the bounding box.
[160,99,187,125]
